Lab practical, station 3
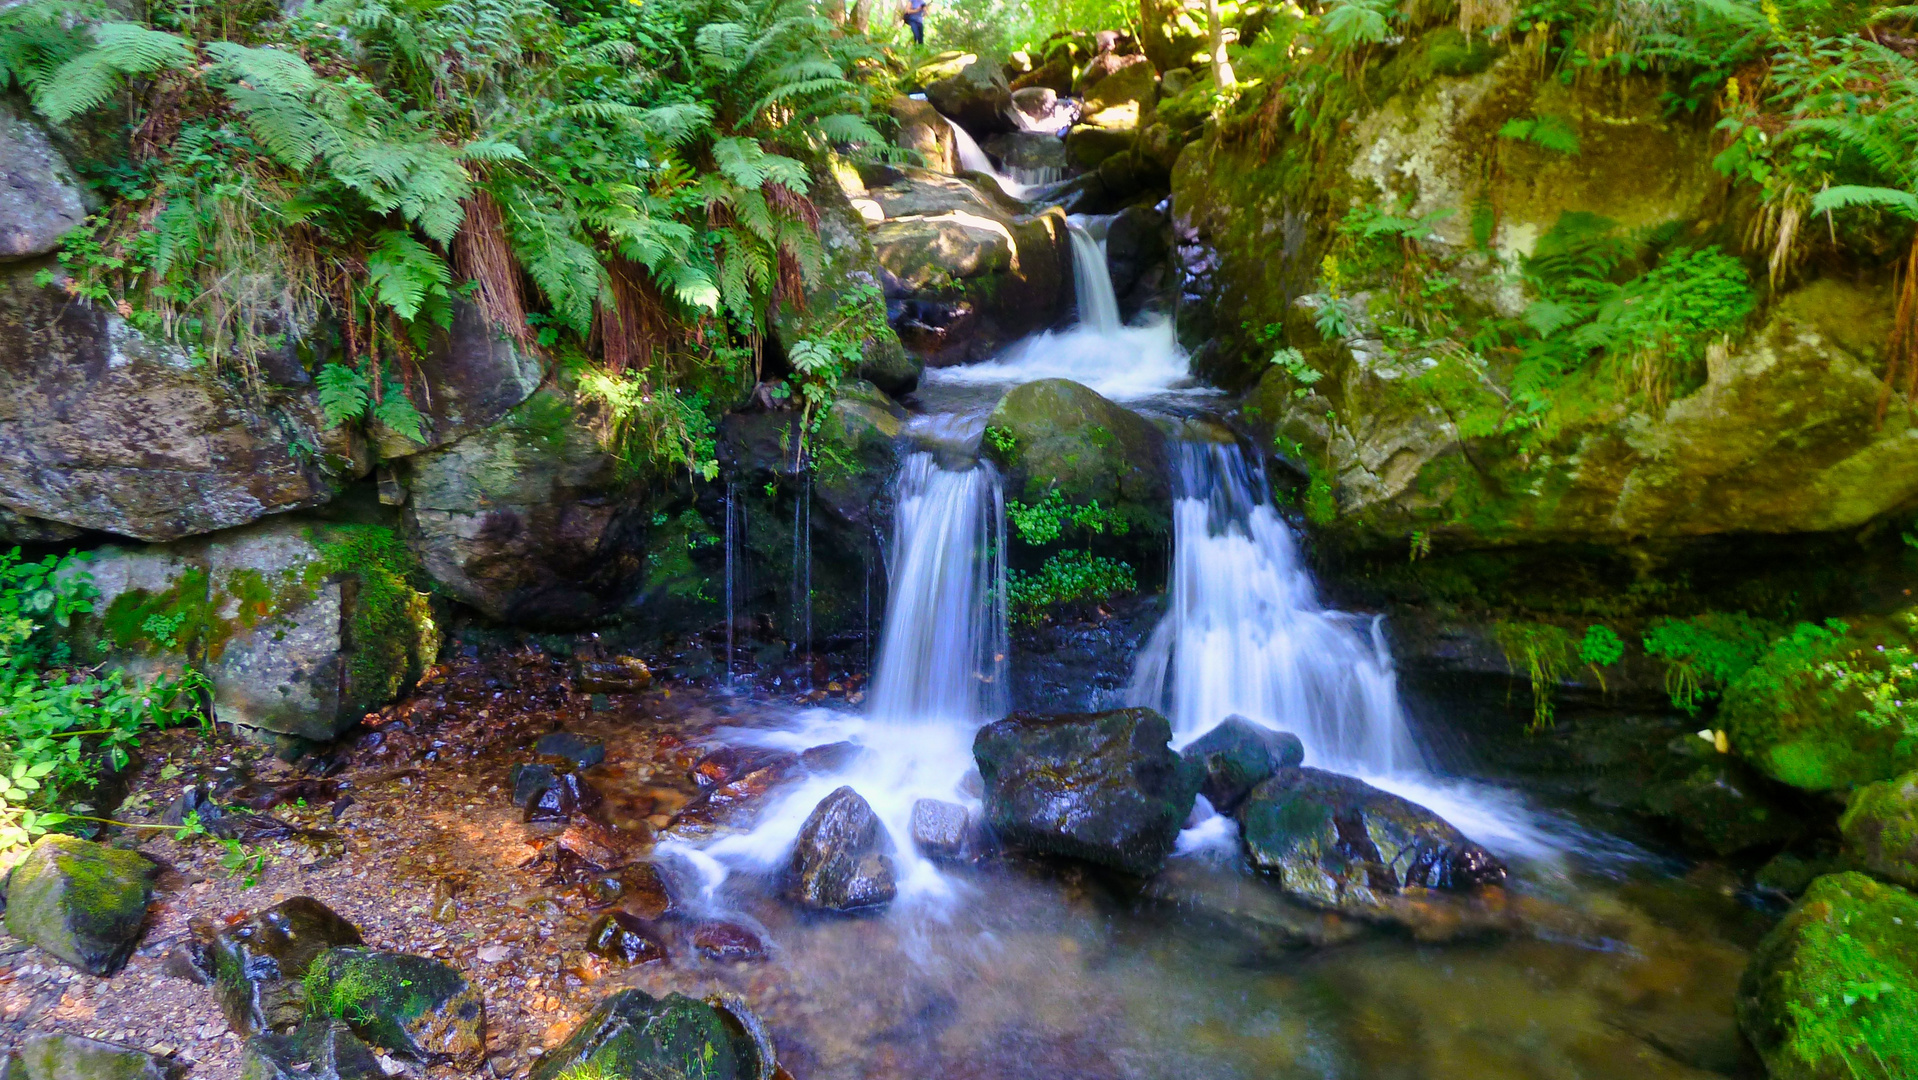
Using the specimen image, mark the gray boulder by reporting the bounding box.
[787,786,896,912]
[2,835,156,976]
[925,60,1014,136]
[1181,716,1305,813]
[16,1034,176,1080]
[0,100,87,262]
[973,708,1201,876]
[909,798,971,860]
[369,301,541,459]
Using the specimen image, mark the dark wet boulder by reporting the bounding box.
[508,763,558,808]
[611,861,679,921]
[800,741,868,774]
[1840,771,1918,889]
[1,834,156,976]
[536,730,606,768]
[304,948,485,1067]
[205,897,365,1035]
[1237,768,1507,918]
[240,1020,384,1080]
[665,756,799,842]
[1637,734,1804,855]
[572,656,652,693]
[586,912,667,965]
[524,772,602,824]
[910,798,972,860]
[787,786,897,912]
[691,922,767,964]
[1736,872,1918,1080]
[693,746,800,789]
[16,1034,178,1080]
[973,708,1201,877]
[530,990,776,1080]
[1181,716,1305,814]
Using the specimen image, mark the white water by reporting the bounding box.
[941,116,1049,201]
[1065,222,1121,335]
[924,316,1203,402]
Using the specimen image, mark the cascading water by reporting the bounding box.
[1065,222,1121,335]
[941,116,1048,200]
[1127,440,1421,773]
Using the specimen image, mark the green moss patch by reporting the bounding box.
[310,525,438,715]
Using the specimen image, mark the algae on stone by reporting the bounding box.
[2,834,156,976]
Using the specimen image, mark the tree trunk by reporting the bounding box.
[1207,0,1236,87]
[851,0,872,33]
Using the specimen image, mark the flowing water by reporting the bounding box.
[1066,220,1122,334]
[631,209,1764,1080]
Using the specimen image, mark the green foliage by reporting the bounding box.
[1498,114,1581,155]
[1007,551,1137,625]
[1494,621,1576,731]
[1771,874,1918,1078]
[1577,624,1625,667]
[317,364,372,429]
[1643,612,1781,714]
[1006,488,1130,546]
[217,835,271,888]
[1303,464,1338,525]
[579,371,721,483]
[0,548,206,853]
[1268,346,1324,400]
[983,426,1018,455]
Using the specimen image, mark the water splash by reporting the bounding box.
[922,316,1205,402]
[941,116,1050,200]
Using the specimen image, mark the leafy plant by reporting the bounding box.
[1499,114,1581,155]
[1495,621,1576,731]
[1642,612,1779,715]
[1006,489,1130,546]
[1007,551,1137,624]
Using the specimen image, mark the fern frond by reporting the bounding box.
[1810,185,1918,222]
[366,229,452,321]
[35,22,192,123]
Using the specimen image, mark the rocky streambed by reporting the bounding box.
[0,642,1793,1079]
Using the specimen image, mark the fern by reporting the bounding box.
[1500,115,1582,156]
[317,363,372,428]
[366,230,452,323]
[373,383,428,443]
[33,22,192,123]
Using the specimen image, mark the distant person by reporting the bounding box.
[901,0,929,45]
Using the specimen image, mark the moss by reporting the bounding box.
[309,525,438,716]
[1841,772,1918,889]
[1738,872,1918,1080]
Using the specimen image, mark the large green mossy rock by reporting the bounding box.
[60,520,438,742]
[2,835,155,976]
[240,1021,383,1080]
[1719,611,1918,792]
[209,897,365,1036]
[304,948,485,1067]
[973,708,1201,877]
[1736,872,1918,1080]
[17,1034,176,1080]
[1842,772,1918,889]
[981,378,1171,541]
[530,990,776,1080]
[1237,768,1507,918]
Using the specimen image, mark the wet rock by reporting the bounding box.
[572,656,652,694]
[0,100,88,261]
[910,799,971,860]
[666,760,797,842]
[536,730,606,768]
[17,1034,177,1080]
[530,989,775,1080]
[612,862,678,921]
[1755,852,1842,898]
[207,897,365,1035]
[1142,860,1368,953]
[240,1020,385,1080]
[694,747,799,789]
[980,379,1172,554]
[1237,768,1507,919]
[1638,734,1804,855]
[586,912,667,965]
[507,763,557,808]
[1181,716,1306,814]
[800,741,867,774]
[1840,770,1918,889]
[557,819,640,870]
[1,834,156,976]
[524,772,602,824]
[787,786,897,912]
[974,708,1201,877]
[982,130,1069,174]
[924,60,1014,136]
[691,922,766,964]
[1737,872,1918,1080]
[889,96,956,172]
[304,948,485,1067]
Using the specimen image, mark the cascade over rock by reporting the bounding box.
[887,96,957,175]
[924,59,1014,136]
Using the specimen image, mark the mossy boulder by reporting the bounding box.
[1736,872,1918,1080]
[16,1034,177,1080]
[887,96,955,174]
[973,708,1201,877]
[239,1020,384,1080]
[1181,716,1305,814]
[62,519,438,742]
[924,58,1013,136]
[529,989,777,1080]
[304,948,485,1067]
[1719,611,1918,792]
[1079,55,1156,132]
[982,378,1171,544]
[1842,772,1918,890]
[2,834,156,976]
[207,897,365,1036]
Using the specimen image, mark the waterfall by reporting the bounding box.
[1066,222,1121,334]
[866,452,1010,724]
[1127,441,1423,775]
[940,116,1043,200]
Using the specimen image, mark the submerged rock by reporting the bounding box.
[2,834,156,976]
[303,948,485,1067]
[1181,716,1306,814]
[572,656,652,694]
[508,762,558,808]
[973,708,1201,876]
[536,730,606,768]
[524,772,602,824]
[788,786,897,912]
[205,896,365,1035]
[586,912,667,965]
[1736,872,1918,1080]
[1237,768,1507,918]
[530,990,776,1080]
[240,1020,384,1080]
[910,798,972,860]
[16,1034,177,1080]
[1840,771,1918,889]
[691,922,767,964]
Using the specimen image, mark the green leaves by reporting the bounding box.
[1499,114,1581,156]
[33,22,192,123]
[317,363,372,428]
[373,382,428,444]
[366,230,452,324]
[1810,185,1918,223]
[711,137,809,192]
